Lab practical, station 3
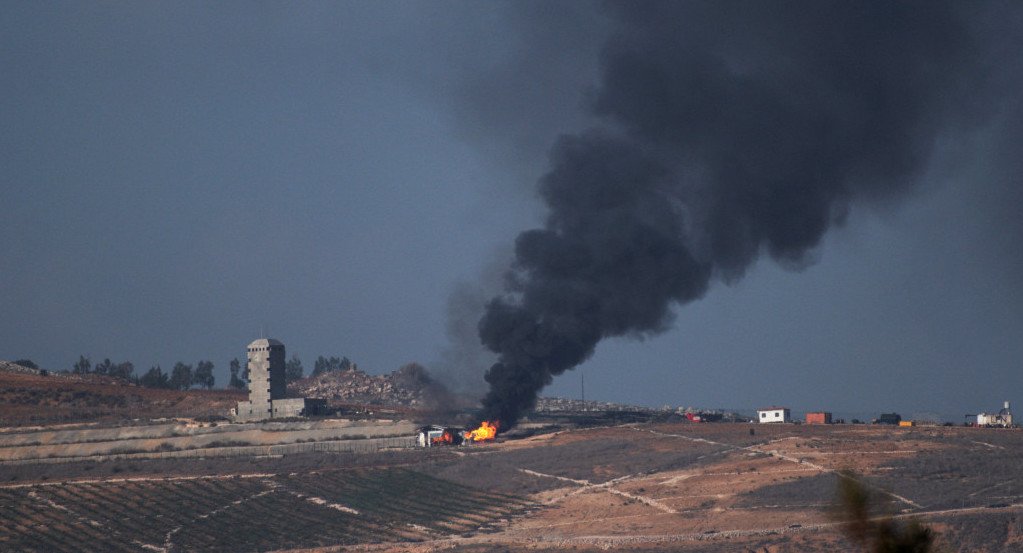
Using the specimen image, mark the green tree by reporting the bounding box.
[13,359,38,370]
[285,355,304,383]
[193,360,215,390]
[170,362,193,390]
[140,365,169,388]
[110,361,134,381]
[313,355,342,376]
[73,355,91,375]
[94,358,114,376]
[228,358,245,389]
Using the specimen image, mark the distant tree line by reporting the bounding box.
[266,354,356,384]
[72,355,137,381]
[312,355,354,375]
[70,355,215,390]
[13,359,39,370]
[277,354,357,384]
[59,352,356,391]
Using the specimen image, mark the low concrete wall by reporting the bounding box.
[0,419,417,463]
[0,435,418,466]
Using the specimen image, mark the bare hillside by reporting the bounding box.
[2,420,1022,552]
[0,364,244,426]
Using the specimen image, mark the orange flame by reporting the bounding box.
[464,421,499,442]
[431,429,456,445]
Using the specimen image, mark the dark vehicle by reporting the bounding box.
[874,413,902,425]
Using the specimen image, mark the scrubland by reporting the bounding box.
[2,419,1022,552]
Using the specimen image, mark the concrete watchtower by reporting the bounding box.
[235,337,323,420]
[238,338,285,419]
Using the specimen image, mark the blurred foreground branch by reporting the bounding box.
[834,470,934,553]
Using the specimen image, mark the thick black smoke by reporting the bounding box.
[476,1,994,428]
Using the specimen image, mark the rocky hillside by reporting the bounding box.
[0,360,42,375]
[287,363,448,408]
[0,361,245,426]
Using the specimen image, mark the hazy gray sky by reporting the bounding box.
[3,2,1021,421]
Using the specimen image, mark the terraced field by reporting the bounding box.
[0,467,532,553]
[3,420,1023,552]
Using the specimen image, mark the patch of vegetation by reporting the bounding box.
[833,471,935,553]
[199,440,252,449]
[876,436,1023,510]
[107,445,147,455]
[932,512,1016,553]
[733,472,840,509]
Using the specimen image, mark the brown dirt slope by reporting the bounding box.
[398,422,1023,553]
[0,368,244,426]
[1,420,1022,552]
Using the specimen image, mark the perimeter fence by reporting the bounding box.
[0,435,417,466]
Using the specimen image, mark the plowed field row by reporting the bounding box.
[0,467,532,552]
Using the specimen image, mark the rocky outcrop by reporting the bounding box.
[287,363,438,407]
[534,397,663,413]
[0,361,41,375]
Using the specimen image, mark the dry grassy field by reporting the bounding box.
[2,419,1023,552]
[0,371,244,426]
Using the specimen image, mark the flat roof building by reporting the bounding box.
[235,338,324,420]
[806,412,832,424]
[758,407,791,424]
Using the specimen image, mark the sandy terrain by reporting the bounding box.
[2,414,1022,552]
[345,421,1023,553]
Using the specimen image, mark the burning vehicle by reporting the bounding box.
[416,425,462,448]
[416,421,499,448]
[463,421,498,443]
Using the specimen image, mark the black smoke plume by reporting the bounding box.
[476,1,994,429]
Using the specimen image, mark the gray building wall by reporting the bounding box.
[271,398,327,418]
[236,338,286,420]
[236,338,323,421]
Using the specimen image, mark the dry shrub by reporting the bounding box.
[834,470,933,553]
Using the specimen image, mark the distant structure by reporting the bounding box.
[416,425,463,448]
[758,407,791,423]
[874,413,902,425]
[806,412,832,424]
[235,338,325,420]
[975,401,1013,428]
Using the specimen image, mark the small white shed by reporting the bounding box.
[758,407,791,423]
